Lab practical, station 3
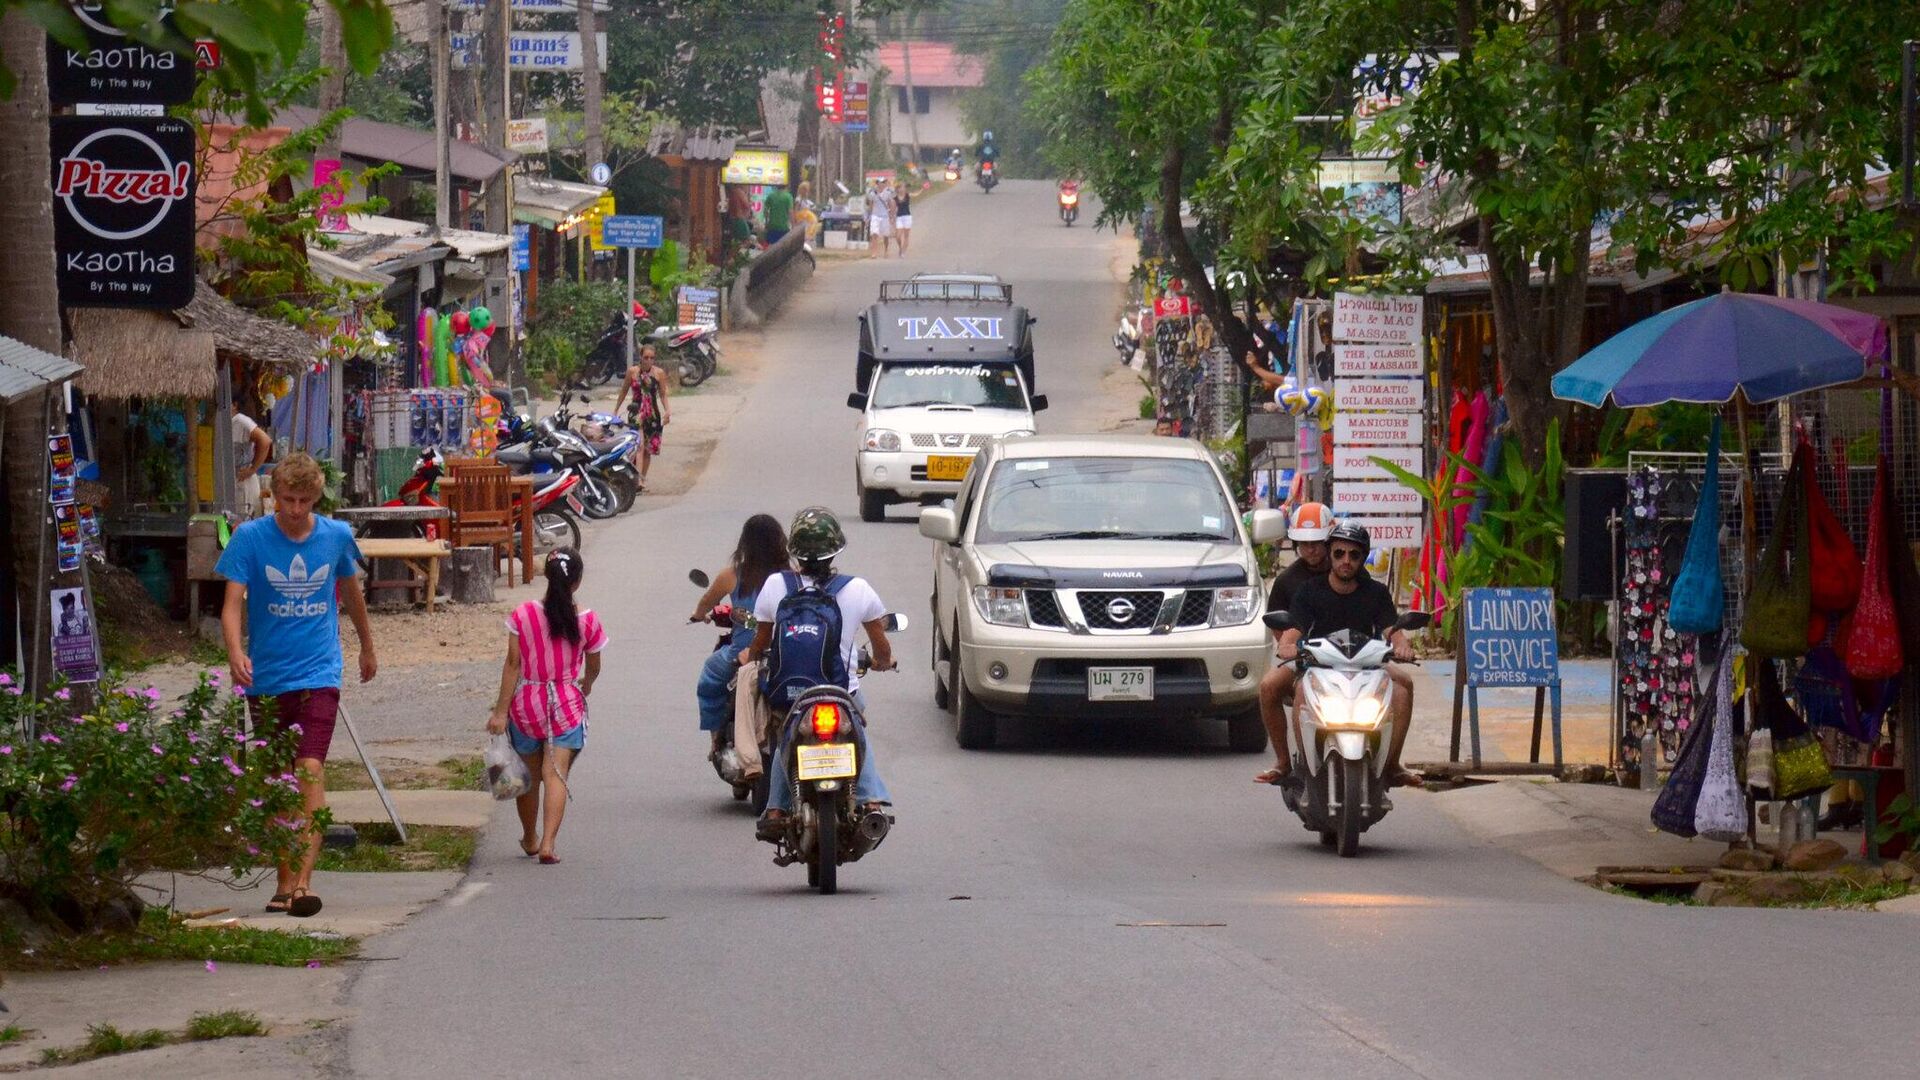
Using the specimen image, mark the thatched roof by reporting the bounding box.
[70,281,315,400]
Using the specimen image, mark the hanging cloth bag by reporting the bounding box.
[1840,455,1904,680]
[1805,443,1861,613]
[1666,416,1725,634]
[1740,445,1812,658]
[1693,648,1750,842]
[1651,649,1726,838]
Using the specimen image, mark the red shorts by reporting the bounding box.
[247,687,340,763]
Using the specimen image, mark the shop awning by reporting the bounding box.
[0,335,82,404]
[514,176,607,230]
[345,214,512,259]
[309,248,398,289]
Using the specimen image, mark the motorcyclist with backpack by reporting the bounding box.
[742,507,896,841]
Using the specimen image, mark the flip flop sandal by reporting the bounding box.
[538,854,562,865]
[264,893,291,914]
[288,890,323,918]
[1254,769,1285,785]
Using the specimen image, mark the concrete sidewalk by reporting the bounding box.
[1422,778,1704,879]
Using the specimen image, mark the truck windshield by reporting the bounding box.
[872,363,1027,410]
[975,457,1237,543]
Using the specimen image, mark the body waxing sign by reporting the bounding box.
[1332,291,1423,344]
[1333,481,1423,515]
[1461,587,1560,688]
[1334,343,1422,377]
[898,316,1004,342]
[1336,378,1424,412]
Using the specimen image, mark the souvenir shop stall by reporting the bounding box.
[1551,292,1920,858]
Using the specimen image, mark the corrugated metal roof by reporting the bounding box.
[0,335,82,404]
[513,175,606,228]
[345,214,512,258]
[276,106,516,183]
[646,124,741,162]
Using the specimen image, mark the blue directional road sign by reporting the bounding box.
[601,214,664,249]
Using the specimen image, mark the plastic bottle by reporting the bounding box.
[1639,728,1660,791]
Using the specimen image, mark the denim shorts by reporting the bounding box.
[509,723,586,757]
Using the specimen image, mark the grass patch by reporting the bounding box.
[3,908,356,972]
[39,1023,169,1066]
[1603,885,1696,906]
[316,823,477,873]
[0,1024,28,1045]
[37,1012,267,1066]
[325,754,485,792]
[185,1010,267,1040]
[1758,877,1913,910]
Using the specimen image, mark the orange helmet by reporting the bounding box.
[1288,501,1333,542]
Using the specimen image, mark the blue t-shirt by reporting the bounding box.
[214,515,363,696]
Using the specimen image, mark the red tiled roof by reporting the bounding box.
[873,41,984,89]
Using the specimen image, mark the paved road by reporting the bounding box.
[350,181,1920,1078]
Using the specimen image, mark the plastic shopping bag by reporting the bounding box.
[485,733,532,800]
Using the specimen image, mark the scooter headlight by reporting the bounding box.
[972,586,1029,627]
[1319,696,1385,730]
[1209,586,1260,627]
[863,428,902,452]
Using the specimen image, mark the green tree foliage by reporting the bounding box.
[953,0,1065,178]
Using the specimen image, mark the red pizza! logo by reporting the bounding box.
[55,157,191,204]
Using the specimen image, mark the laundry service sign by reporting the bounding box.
[51,116,197,309]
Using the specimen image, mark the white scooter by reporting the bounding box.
[1112,310,1140,365]
[1265,609,1429,857]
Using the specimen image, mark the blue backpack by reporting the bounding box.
[762,571,851,709]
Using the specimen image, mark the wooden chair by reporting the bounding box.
[443,461,518,579]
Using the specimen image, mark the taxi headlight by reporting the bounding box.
[1209,586,1259,627]
[972,586,1028,627]
[863,429,901,452]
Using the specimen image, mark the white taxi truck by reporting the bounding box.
[849,277,1047,521]
[917,434,1286,751]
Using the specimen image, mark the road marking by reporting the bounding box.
[444,882,490,908]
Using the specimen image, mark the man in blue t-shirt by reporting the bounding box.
[217,452,377,918]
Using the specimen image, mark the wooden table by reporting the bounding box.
[356,538,453,612]
[436,475,536,583]
[332,505,452,536]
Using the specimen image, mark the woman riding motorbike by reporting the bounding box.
[691,515,791,776]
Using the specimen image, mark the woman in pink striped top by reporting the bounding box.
[486,548,605,863]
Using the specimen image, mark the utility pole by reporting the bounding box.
[432,1,451,233]
[317,7,346,157]
[578,0,603,175]
[896,13,922,173]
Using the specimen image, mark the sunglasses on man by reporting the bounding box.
[1330,547,1366,563]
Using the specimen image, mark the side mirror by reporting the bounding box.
[1248,508,1286,544]
[847,391,869,410]
[1393,611,1433,634]
[882,613,910,632]
[919,506,960,543]
[688,568,710,588]
[1263,610,1294,632]
[1030,393,1049,412]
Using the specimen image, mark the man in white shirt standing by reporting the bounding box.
[232,410,273,518]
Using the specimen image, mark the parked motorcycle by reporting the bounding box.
[572,312,633,389]
[496,394,629,520]
[761,616,907,894]
[569,405,642,514]
[633,303,720,388]
[688,568,757,802]
[1264,609,1430,857]
[1058,185,1080,226]
[1112,310,1141,365]
[977,160,998,193]
[378,449,447,540]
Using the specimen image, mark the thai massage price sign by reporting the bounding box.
[1461,587,1560,688]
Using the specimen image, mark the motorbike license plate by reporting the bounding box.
[795,743,857,781]
[925,455,972,482]
[565,493,584,514]
[1087,667,1154,701]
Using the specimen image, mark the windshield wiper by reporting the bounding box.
[1121,531,1231,541]
[885,399,964,408]
[1012,530,1120,541]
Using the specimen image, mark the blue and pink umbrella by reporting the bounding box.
[1552,292,1888,408]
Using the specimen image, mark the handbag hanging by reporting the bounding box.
[1805,442,1861,612]
[1741,445,1812,658]
[1840,454,1904,680]
[1763,654,1834,802]
[1667,416,1725,634]
[1693,647,1750,843]
[1652,647,1726,838]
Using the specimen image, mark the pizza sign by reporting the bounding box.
[51,117,196,309]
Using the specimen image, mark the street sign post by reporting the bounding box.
[1450,587,1563,771]
[599,215,665,369]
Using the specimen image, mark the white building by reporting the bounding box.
[874,41,983,162]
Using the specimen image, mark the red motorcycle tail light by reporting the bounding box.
[810,703,842,741]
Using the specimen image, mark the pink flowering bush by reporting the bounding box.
[0,671,322,929]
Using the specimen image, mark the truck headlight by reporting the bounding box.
[1319,697,1385,730]
[1209,586,1259,627]
[1004,429,1035,438]
[863,429,901,452]
[972,586,1028,627]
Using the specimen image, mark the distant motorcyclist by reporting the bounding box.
[1274,521,1420,790]
[1253,502,1332,786]
[745,507,896,840]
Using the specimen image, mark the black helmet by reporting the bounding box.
[1328,520,1371,554]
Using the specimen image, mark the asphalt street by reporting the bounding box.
[349,181,1920,1079]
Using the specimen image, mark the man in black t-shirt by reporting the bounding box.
[1253,503,1332,784]
[1272,522,1421,789]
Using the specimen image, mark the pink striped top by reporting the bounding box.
[505,601,608,739]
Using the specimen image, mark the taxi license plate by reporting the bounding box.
[795,743,857,781]
[925,454,972,482]
[1088,667,1154,702]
